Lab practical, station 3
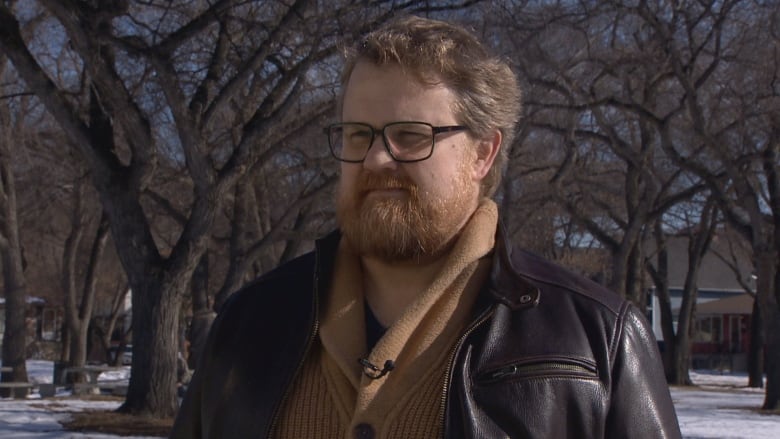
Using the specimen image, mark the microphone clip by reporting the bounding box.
[358,358,395,379]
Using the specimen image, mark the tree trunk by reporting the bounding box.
[277,207,311,265]
[99,284,130,366]
[609,249,629,298]
[626,243,646,309]
[62,181,84,370]
[71,215,110,373]
[214,179,254,309]
[0,143,29,398]
[61,182,108,379]
[756,252,779,409]
[748,298,765,388]
[647,221,677,381]
[118,278,181,418]
[672,284,695,386]
[764,304,780,409]
[188,253,214,369]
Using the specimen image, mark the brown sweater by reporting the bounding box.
[272,200,498,439]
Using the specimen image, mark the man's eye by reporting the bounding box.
[394,131,429,146]
[347,131,372,142]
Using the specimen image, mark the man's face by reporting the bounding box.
[336,62,484,262]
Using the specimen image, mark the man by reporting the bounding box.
[171,16,682,439]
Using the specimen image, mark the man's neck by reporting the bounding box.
[361,254,448,328]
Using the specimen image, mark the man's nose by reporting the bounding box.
[362,135,397,171]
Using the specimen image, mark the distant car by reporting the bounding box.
[121,345,132,365]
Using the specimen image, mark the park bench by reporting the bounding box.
[61,365,122,396]
[0,366,35,398]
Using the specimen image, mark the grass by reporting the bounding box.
[41,395,174,437]
[61,409,173,437]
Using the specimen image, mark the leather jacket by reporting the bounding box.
[171,228,681,438]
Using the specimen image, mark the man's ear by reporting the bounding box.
[472,130,502,181]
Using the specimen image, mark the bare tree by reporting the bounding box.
[709,225,763,387]
[0,0,482,417]
[0,74,29,398]
[647,197,720,384]
[60,174,110,376]
[488,0,780,402]
[491,0,705,308]
[635,0,780,409]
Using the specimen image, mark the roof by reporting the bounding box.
[696,293,754,315]
[658,235,753,291]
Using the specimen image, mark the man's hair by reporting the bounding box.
[340,15,522,197]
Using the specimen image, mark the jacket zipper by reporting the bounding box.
[265,252,321,438]
[438,306,495,434]
[478,359,597,384]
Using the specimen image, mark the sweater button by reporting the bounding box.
[354,423,375,439]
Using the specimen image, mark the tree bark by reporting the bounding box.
[72,215,109,371]
[646,221,677,381]
[755,251,780,409]
[61,180,86,375]
[672,282,696,386]
[188,253,214,369]
[0,0,478,417]
[119,278,182,417]
[0,133,29,398]
[98,284,130,366]
[670,200,718,385]
[748,298,765,388]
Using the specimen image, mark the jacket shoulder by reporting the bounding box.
[509,246,625,314]
[221,250,317,315]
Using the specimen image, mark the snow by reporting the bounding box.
[672,371,779,438]
[1,362,778,438]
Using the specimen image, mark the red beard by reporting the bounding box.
[336,169,472,262]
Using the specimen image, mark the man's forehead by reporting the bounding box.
[349,60,446,87]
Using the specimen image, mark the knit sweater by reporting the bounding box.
[272,199,498,439]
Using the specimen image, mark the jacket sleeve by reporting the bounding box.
[606,303,682,438]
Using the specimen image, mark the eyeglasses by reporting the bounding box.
[325,121,469,163]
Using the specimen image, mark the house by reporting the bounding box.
[648,234,755,371]
[691,293,753,370]
[0,290,131,362]
[0,296,63,357]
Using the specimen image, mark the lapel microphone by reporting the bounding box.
[358,358,395,379]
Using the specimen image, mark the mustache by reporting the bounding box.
[357,171,416,193]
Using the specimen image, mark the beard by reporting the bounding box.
[336,166,475,262]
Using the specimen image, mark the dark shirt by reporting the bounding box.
[365,303,387,352]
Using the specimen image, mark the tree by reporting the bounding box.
[0,71,29,398]
[491,0,704,308]
[624,0,780,408]
[489,0,779,399]
[61,175,110,376]
[647,197,720,384]
[0,0,482,417]
[709,225,763,387]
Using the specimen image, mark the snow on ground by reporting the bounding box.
[672,370,779,439]
[0,361,154,439]
[0,361,778,438]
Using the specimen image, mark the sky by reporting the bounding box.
[0,361,778,438]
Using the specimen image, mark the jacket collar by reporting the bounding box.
[314,220,541,312]
[486,220,541,311]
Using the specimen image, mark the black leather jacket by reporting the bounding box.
[171,229,681,438]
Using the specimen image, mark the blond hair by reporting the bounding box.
[340,15,522,196]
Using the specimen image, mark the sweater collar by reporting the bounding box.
[317,199,499,421]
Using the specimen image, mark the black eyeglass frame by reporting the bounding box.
[325,121,469,163]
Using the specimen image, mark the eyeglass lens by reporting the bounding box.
[329,122,435,162]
